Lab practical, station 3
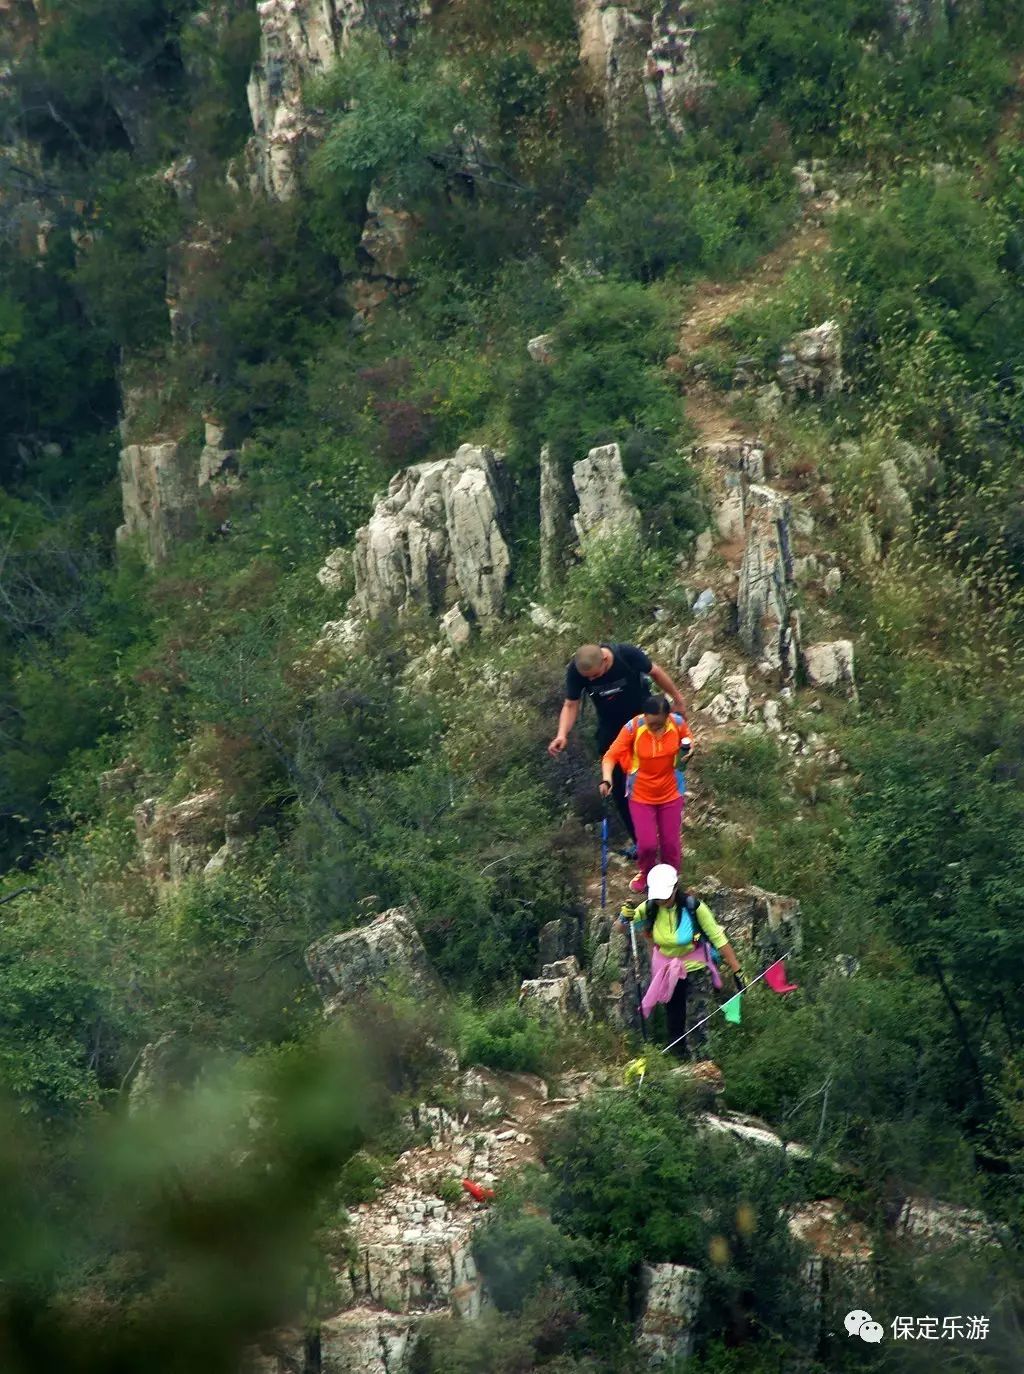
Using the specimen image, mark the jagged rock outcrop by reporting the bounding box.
[539,444,574,597]
[894,1195,998,1249]
[203,813,250,876]
[700,878,802,963]
[642,3,714,134]
[319,1312,419,1374]
[245,0,428,201]
[778,320,843,398]
[538,916,582,968]
[358,186,420,278]
[295,1071,586,1374]
[572,442,640,544]
[519,955,591,1022]
[637,1262,704,1365]
[117,438,198,566]
[241,1330,307,1374]
[576,0,650,122]
[576,0,711,132]
[166,227,220,344]
[306,909,442,1019]
[198,418,241,491]
[699,436,767,542]
[127,1032,179,1115]
[134,789,231,883]
[788,1198,873,1311]
[736,486,799,678]
[345,445,512,626]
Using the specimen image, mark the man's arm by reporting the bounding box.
[548,697,581,756]
[650,662,687,717]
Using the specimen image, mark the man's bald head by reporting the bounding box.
[575,644,606,678]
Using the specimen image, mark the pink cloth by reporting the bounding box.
[629,795,685,883]
[641,942,722,1019]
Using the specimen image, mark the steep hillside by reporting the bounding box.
[1,1,1023,1371]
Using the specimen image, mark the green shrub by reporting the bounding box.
[473,1212,570,1311]
[699,734,785,808]
[569,149,796,284]
[563,529,676,631]
[454,1000,563,1076]
[539,1086,813,1348]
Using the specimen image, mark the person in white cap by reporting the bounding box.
[620,864,745,1060]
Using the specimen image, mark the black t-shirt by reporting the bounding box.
[565,642,653,741]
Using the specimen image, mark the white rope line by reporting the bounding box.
[658,948,795,1056]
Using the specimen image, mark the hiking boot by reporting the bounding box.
[620,843,638,861]
[628,873,646,894]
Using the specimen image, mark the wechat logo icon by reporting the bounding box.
[845,1310,884,1343]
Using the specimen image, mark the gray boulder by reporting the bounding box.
[306,909,442,1020]
[803,640,856,697]
[519,955,591,1022]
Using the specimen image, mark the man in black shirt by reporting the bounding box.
[548,643,689,850]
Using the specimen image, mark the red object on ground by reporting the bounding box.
[461,1179,495,1203]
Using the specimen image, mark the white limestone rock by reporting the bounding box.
[895,1196,999,1250]
[571,442,640,543]
[519,967,591,1022]
[705,671,749,724]
[688,651,723,694]
[539,443,574,597]
[350,445,511,625]
[698,1111,810,1159]
[803,640,856,696]
[736,487,797,679]
[245,0,428,201]
[134,789,228,884]
[636,1262,704,1366]
[440,601,472,651]
[319,1310,420,1374]
[527,333,556,364]
[117,439,197,566]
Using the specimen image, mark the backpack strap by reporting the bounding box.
[626,716,648,797]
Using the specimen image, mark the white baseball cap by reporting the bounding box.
[646,864,678,901]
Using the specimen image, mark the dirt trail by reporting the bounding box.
[680,220,830,357]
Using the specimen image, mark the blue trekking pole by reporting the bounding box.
[600,800,609,911]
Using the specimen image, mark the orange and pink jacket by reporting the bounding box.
[602,713,692,806]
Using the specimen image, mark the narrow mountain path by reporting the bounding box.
[679,219,831,358]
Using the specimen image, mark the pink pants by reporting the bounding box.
[628,795,685,881]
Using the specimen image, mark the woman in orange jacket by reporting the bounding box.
[599,695,692,894]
